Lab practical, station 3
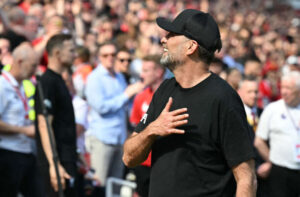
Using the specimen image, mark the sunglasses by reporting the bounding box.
[118,58,132,63]
[101,53,116,58]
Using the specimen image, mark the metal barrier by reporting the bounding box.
[106,177,137,197]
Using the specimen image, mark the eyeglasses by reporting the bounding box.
[117,58,132,63]
[101,53,116,58]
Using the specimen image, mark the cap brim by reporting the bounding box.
[156,17,181,34]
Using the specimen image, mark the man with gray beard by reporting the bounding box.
[123,9,256,197]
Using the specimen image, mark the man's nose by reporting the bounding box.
[161,36,167,44]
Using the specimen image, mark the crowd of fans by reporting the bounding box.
[0,0,299,196]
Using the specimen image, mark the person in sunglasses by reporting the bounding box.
[115,48,132,84]
[85,41,145,191]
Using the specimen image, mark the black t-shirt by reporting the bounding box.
[135,73,255,197]
[35,69,77,168]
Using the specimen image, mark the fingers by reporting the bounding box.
[170,107,188,116]
[64,171,71,179]
[169,119,188,128]
[61,168,71,190]
[61,176,66,190]
[51,167,72,192]
[51,176,58,192]
[163,97,173,112]
[163,98,188,115]
[167,128,185,134]
[51,175,65,192]
[172,113,189,122]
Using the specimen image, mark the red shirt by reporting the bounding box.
[130,87,154,167]
[32,37,48,67]
[258,79,281,109]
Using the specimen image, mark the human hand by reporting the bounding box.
[124,81,146,98]
[148,97,188,137]
[257,162,272,179]
[49,163,71,192]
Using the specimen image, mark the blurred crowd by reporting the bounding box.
[0,0,299,196]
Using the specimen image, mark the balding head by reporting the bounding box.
[11,43,38,81]
[12,43,35,60]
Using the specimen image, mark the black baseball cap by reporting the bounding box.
[156,9,222,52]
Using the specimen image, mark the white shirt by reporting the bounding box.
[256,99,300,170]
[73,95,89,153]
[0,71,33,153]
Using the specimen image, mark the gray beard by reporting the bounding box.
[160,53,181,72]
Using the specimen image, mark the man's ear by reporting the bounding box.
[186,40,198,55]
[52,47,60,58]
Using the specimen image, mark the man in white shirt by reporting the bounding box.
[255,71,300,197]
[0,43,40,196]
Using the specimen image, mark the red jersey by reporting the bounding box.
[130,87,154,167]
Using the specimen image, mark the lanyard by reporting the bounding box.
[2,73,29,119]
[285,104,300,133]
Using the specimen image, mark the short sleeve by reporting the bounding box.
[256,104,273,140]
[35,77,56,115]
[220,106,255,167]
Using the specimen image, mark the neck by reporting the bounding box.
[245,103,255,110]
[8,68,22,84]
[48,60,64,75]
[173,61,210,88]
[103,66,115,77]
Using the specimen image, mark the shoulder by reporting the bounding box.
[0,76,8,92]
[134,87,151,102]
[0,75,6,85]
[262,99,284,114]
[116,72,127,83]
[39,70,64,91]
[150,78,176,102]
[269,99,284,107]
[87,67,101,81]
[155,78,176,94]
[210,74,236,94]
[206,74,242,107]
[40,70,55,82]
